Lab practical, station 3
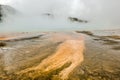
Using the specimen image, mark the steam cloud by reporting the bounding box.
[0,0,120,32]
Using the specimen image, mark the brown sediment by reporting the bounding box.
[0,34,43,42]
[15,33,85,80]
[76,31,120,45]
[103,39,119,45]
[76,31,94,36]
[0,36,16,41]
[0,37,9,40]
[0,42,6,47]
[101,35,120,40]
[0,31,120,80]
[112,46,120,50]
[93,36,120,45]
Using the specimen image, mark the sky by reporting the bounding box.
[0,0,14,5]
[0,0,120,32]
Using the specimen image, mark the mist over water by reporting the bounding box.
[0,0,120,33]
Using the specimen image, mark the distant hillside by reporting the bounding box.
[0,5,2,21]
[0,5,17,22]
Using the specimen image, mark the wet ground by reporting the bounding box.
[0,30,120,80]
[73,30,120,80]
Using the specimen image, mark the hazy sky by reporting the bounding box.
[1,0,120,21]
[0,0,120,32]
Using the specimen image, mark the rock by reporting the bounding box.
[76,31,94,36]
[0,5,2,21]
[0,42,6,47]
[42,13,54,18]
[68,17,88,23]
[0,5,17,22]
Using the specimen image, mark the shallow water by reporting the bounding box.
[0,32,120,80]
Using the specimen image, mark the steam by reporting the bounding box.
[0,0,120,32]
